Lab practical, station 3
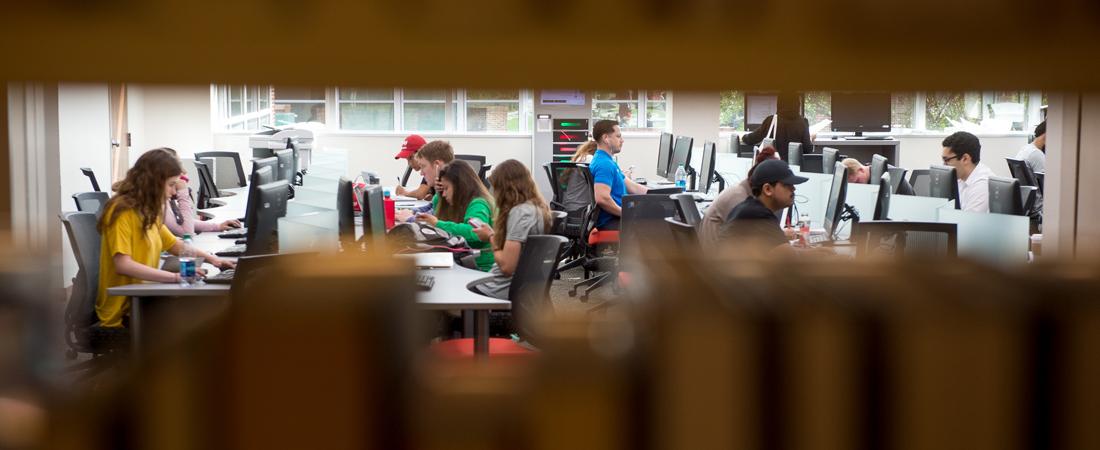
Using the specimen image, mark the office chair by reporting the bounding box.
[849,220,957,259]
[665,217,700,253]
[80,167,101,192]
[59,212,130,380]
[195,151,248,189]
[586,194,679,313]
[193,160,221,209]
[73,191,110,215]
[433,235,568,358]
[455,154,491,188]
[886,165,907,194]
[670,193,702,226]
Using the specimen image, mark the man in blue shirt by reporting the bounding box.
[589,119,648,230]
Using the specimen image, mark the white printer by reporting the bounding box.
[249,127,314,171]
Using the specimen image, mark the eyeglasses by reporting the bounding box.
[941,155,960,163]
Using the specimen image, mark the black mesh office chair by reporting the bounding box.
[585,194,679,311]
[193,160,221,209]
[195,151,248,189]
[549,164,595,276]
[80,167,101,192]
[665,217,700,253]
[850,221,957,259]
[455,154,491,188]
[73,191,110,215]
[59,212,129,380]
[671,193,702,226]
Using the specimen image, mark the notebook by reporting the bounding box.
[395,252,454,268]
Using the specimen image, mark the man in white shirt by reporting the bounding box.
[1015,121,1046,173]
[941,131,995,213]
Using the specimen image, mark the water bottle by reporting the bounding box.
[798,213,811,246]
[674,165,687,189]
[382,189,396,229]
[179,234,198,286]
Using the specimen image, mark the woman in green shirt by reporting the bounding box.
[415,160,496,271]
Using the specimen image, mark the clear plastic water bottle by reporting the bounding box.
[799,213,811,246]
[179,234,198,286]
[674,164,687,189]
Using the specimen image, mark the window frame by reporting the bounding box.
[590,90,670,132]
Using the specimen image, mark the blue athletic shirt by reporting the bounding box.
[589,149,626,228]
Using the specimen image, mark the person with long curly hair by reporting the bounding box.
[469,159,552,299]
[96,148,235,328]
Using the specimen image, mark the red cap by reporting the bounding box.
[394,134,427,159]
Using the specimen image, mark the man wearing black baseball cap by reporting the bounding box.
[718,159,808,251]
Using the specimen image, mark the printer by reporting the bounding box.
[249,127,314,171]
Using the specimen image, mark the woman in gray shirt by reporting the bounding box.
[471,159,553,299]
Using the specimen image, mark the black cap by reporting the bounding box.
[751,159,809,189]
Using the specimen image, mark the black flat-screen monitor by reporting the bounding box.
[824,162,849,240]
[1005,158,1039,188]
[788,143,803,167]
[656,132,675,179]
[988,176,1024,215]
[359,185,386,246]
[252,157,278,183]
[245,180,290,257]
[869,154,888,185]
[831,92,892,136]
[874,172,891,220]
[698,141,717,194]
[744,93,778,131]
[242,165,274,226]
[337,177,355,247]
[822,147,839,175]
[670,136,694,182]
[928,165,960,209]
[274,149,295,182]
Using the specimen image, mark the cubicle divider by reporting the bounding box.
[887,195,953,222]
[787,172,833,229]
[938,208,1030,265]
[714,154,752,187]
[279,211,340,253]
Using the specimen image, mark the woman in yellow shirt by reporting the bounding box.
[96,148,235,328]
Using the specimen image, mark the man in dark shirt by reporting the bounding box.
[719,159,808,252]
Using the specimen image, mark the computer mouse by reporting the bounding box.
[635,177,648,185]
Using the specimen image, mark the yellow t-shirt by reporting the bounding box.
[96,206,178,327]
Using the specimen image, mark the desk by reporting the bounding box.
[813,138,900,165]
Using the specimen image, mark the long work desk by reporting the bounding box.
[110,184,510,357]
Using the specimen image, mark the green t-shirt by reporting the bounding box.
[432,195,495,271]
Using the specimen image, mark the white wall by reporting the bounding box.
[128,84,213,162]
[57,83,112,283]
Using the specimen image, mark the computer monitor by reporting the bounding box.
[869,154,888,185]
[830,92,892,136]
[670,136,694,184]
[337,177,355,247]
[873,172,891,220]
[242,165,274,225]
[274,149,295,182]
[698,141,718,194]
[656,132,675,179]
[788,143,803,167]
[928,165,960,209]
[252,157,278,183]
[988,176,1024,215]
[744,93,778,131]
[359,185,386,246]
[822,147,839,175]
[245,180,290,257]
[823,162,849,240]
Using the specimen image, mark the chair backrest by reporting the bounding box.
[886,165,907,194]
[670,193,702,227]
[507,235,568,344]
[60,212,102,331]
[193,160,220,208]
[664,217,700,253]
[73,191,110,215]
[788,142,803,167]
[549,210,568,236]
[454,154,485,175]
[822,148,839,175]
[196,151,248,189]
[400,165,414,187]
[80,167,101,192]
[1005,157,1040,189]
[850,220,957,259]
[546,162,594,213]
[621,194,680,258]
[869,154,888,185]
[908,169,931,197]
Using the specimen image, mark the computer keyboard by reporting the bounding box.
[219,229,247,239]
[416,274,435,291]
[215,244,247,257]
[807,233,830,245]
[205,269,235,284]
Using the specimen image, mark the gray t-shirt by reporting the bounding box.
[472,202,546,299]
[699,178,751,248]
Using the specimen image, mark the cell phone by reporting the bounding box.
[467,218,485,228]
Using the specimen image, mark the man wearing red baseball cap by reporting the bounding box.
[394,134,430,199]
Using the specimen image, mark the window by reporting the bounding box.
[273,86,326,126]
[719,91,745,131]
[338,88,394,131]
[402,89,446,132]
[592,90,668,131]
[466,89,521,132]
[803,91,831,125]
[217,85,272,131]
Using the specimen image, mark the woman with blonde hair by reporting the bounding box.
[471,159,552,299]
[96,148,234,328]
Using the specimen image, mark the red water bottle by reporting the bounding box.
[382,189,396,229]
